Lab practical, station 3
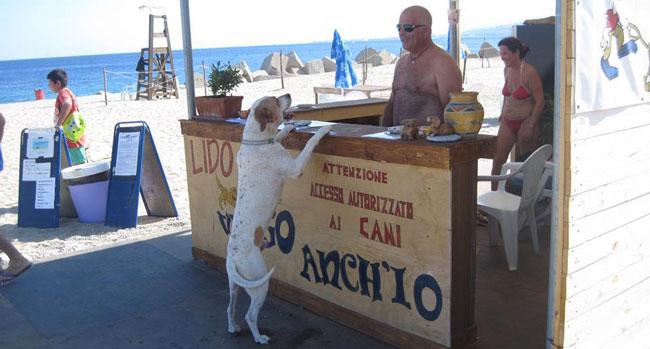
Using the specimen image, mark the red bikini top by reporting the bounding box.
[503,84,530,100]
[503,62,531,100]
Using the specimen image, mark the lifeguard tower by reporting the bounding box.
[136,14,179,100]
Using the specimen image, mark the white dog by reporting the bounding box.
[226,94,331,344]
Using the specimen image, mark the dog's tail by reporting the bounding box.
[226,259,275,289]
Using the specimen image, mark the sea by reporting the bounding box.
[0,25,512,104]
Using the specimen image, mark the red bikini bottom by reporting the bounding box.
[504,116,526,133]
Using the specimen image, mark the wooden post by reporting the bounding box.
[147,14,154,100]
[363,45,367,85]
[280,49,285,89]
[202,60,207,96]
[462,56,467,84]
[448,0,461,66]
[103,67,108,106]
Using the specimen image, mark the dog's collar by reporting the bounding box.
[241,138,275,146]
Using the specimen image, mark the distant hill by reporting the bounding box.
[339,23,520,43]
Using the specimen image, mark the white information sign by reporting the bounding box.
[115,132,140,176]
[26,130,55,159]
[35,178,56,209]
[22,159,51,181]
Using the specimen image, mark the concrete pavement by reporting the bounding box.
[0,231,391,348]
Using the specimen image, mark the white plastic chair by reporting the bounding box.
[121,83,136,101]
[477,144,553,271]
[535,162,554,224]
[343,90,367,101]
[503,160,554,225]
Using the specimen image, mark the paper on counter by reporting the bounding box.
[115,132,140,176]
[26,129,55,159]
[22,159,51,181]
[35,177,55,209]
[362,132,401,140]
[225,117,246,124]
[308,121,336,127]
[277,120,336,131]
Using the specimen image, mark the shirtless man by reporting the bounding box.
[382,6,462,126]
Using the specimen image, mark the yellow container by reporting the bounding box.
[443,91,484,139]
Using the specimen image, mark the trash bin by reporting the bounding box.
[61,161,110,223]
[34,88,44,100]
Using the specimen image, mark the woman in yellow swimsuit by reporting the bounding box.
[491,37,545,190]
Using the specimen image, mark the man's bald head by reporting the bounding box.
[398,5,433,52]
[401,5,432,26]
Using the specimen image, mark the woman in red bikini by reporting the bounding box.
[491,37,544,190]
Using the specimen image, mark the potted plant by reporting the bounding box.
[195,61,244,119]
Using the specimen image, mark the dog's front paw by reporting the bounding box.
[255,334,270,345]
[315,126,331,138]
[283,124,296,133]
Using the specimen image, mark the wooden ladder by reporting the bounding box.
[136,14,179,100]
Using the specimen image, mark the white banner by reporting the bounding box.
[576,0,650,113]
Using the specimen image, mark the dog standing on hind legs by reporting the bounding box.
[226,94,331,344]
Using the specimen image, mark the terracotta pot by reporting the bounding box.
[194,95,243,119]
[443,91,484,139]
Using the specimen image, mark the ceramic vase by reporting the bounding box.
[443,91,484,139]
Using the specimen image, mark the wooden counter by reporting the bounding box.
[181,119,496,348]
[290,98,388,125]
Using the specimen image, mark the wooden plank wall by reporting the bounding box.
[561,1,650,346]
[552,0,571,344]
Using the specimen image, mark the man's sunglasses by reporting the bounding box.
[396,24,426,33]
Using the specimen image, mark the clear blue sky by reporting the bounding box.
[0,0,555,61]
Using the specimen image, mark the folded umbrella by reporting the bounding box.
[331,29,358,88]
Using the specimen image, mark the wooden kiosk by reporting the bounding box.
[182,120,495,348]
[179,1,650,347]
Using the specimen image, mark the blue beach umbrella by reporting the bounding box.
[331,29,358,88]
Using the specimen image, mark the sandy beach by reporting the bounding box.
[0,57,504,262]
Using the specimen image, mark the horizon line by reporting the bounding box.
[0,23,517,62]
